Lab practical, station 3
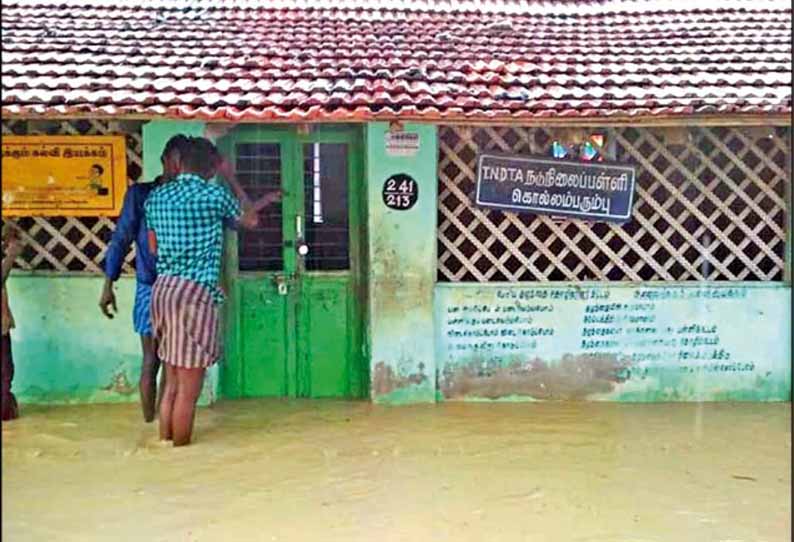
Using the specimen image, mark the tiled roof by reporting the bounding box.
[2,0,791,123]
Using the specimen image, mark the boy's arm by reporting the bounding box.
[237,191,281,230]
[216,158,253,209]
[1,257,12,285]
[100,187,140,319]
[215,159,280,231]
[233,193,281,231]
[104,187,139,281]
[2,240,24,285]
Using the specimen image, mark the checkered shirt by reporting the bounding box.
[144,173,240,304]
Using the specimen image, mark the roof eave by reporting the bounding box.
[2,106,791,127]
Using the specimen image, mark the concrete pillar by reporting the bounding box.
[365,122,438,403]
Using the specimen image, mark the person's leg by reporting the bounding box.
[139,335,160,423]
[171,366,206,447]
[134,282,161,422]
[155,342,166,411]
[158,363,178,441]
[1,334,18,421]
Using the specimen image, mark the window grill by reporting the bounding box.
[2,119,143,274]
[437,125,790,282]
[235,142,284,272]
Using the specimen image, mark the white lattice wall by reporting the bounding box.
[438,125,790,282]
[2,119,144,274]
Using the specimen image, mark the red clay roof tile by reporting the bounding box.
[2,0,790,122]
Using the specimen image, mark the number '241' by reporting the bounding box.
[386,179,415,193]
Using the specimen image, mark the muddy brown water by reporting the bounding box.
[2,401,790,542]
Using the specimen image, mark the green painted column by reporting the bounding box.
[142,120,205,181]
[365,122,438,404]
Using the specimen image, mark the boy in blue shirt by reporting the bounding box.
[99,135,191,422]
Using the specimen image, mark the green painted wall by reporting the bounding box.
[1,120,219,408]
[142,119,205,181]
[365,122,438,404]
[436,283,791,402]
[6,274,217,406]
[7,276,142,404]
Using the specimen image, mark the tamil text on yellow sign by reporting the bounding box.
[2,135,128,216]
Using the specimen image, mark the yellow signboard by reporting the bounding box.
[1,135,128,217]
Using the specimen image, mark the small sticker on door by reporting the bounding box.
[385,132,420,157]
[383,173,418,211]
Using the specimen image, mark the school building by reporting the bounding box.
[1,0,791,405]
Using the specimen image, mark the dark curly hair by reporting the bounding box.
[183,136,221,178]
[161,134,192,162]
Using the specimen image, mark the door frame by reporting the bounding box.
[218,124,368,399]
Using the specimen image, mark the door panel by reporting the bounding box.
[240,278,288,397]
[299,275,351,397]
[220,126,365,400]
[225,136,293,397]
[298,142,356,397]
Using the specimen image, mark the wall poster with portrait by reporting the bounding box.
[2,135,128,217]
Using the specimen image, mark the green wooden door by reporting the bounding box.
[218,126,366,399]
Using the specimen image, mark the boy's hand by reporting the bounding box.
[99,280,118,319]
[239,208,260,230]
[252,190,282,212]
[204,123,234,141]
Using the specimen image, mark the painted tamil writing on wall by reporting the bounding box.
[2,135,128,216]
[436,284,791,402]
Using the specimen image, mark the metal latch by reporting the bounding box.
[273,275,289,296]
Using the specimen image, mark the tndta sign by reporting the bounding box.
[475,153,636,222]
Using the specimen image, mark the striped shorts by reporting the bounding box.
[151,275,220,369]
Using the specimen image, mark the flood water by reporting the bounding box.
[2,400,790,542]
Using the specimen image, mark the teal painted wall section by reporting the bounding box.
[142,119,219,405]
[366,122,438,404]
[142,119,205,181]
[436,283,791,402]
[0,120,219,408]
[7,276,142,404]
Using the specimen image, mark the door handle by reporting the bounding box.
[295,215,308,258]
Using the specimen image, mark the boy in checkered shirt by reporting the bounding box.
[145,136,279,446]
